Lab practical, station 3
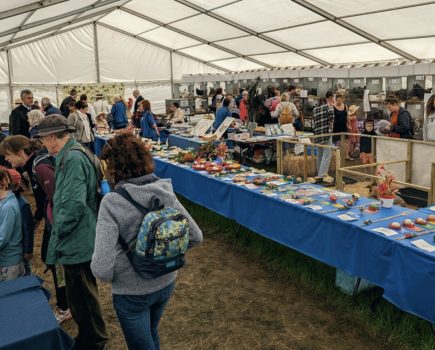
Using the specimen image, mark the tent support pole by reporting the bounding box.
[94,22,101,83]
[6,50,13,108]
[170,51,174,99]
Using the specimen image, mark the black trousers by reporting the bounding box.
[64,262,108,350]
[41,221,68,310]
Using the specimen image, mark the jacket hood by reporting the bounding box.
[115,174,175,208]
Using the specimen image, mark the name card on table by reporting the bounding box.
[411,239,435,252]
[372,227,398,237]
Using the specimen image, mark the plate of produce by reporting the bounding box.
[206,163,223,174]
[192,163,207,171]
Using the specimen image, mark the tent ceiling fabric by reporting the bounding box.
[0,0,434,73]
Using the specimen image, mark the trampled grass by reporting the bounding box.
[180,197,435,350]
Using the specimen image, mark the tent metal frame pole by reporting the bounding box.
[291,0,418,61]
[0,0,122,38]
[94,22,101,83]
[0,0,67,20]
[173,0,330,66]
[170,51,174,98]
[97,22,231,73]
[120,7,273,69]
[0,7,117,50]
[6,50,14,108]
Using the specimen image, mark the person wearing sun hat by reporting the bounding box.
[347,104,360,160]
[36,115,108,349]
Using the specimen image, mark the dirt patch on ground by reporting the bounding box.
[28,192,391,350]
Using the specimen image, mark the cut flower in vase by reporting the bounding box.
[376,165,398,198]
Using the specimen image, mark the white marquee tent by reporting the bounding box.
[1,0,435,121]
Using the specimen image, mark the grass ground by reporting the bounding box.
[27,188,435,349]
[179,197,435,350]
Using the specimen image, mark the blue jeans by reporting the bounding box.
[317,137,332,177]
[113,282,175,350]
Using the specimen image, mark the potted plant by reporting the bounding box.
[376,165,398,208]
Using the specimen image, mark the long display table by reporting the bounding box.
[153,157,435,324]
[0,275,74,350]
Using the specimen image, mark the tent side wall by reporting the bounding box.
[0,24,226,122]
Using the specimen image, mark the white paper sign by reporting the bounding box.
[372,227,399,237]
[416,75,425,81]
[283,79,288,83]
[281,123,295,135]
[337,214,358,221]
[294,79,299,83]
[308,77,314,82]
[371,103,379,108]
[213,117,235,139]
[244,183,258,190]
[306,205,323,211]
[411,239,435,252]
[415,105,421,110]
[322,78,328,82]
[271,78,276,82]
[391,78,400,84]
[371,79,380,84]
[300,90,308,98]
[337,79,344,84]
[190,118,214,136]
[353,79,361,84]
[180,100,189,107]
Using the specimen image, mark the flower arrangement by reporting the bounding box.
[376,165,398,198]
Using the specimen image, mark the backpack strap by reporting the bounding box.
[114,187,162,252]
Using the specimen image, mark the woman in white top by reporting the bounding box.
[67,100,94,149]
[93,93,111,115]
[168,102,185,125]
[424,94,435,142]
[271,93,299,120]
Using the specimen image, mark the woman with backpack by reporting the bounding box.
[271,93,299,124]
[91,133,203,350]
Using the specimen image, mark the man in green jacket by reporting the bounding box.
[36,115,107,350]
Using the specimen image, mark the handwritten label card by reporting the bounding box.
[411,239,435,253]
[372,228,399,237]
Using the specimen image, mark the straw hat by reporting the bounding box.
[348,105,360,115]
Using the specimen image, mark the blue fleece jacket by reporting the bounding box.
[111,101,128,129]
[0,192,22,266]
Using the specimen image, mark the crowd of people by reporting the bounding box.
[0,88,203,350]
[1,84,435,349]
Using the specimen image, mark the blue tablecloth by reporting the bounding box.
[168,134,220,150]
[153,157,435,324]
[0,275,74,350]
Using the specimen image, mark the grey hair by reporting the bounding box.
[41,97,51,107]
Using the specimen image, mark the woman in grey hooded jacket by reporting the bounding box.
[91,132,202,350]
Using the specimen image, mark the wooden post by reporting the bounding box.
[371,136,377,176]
[335,149,343,190]
[431,163,435,205]
[340,134,346,167]
[303,145,308,180]
[277,140,283,175]
[406,141,413,183]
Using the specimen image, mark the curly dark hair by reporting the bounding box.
[100,132,154,184]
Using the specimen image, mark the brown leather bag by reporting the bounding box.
[279,103,294,125]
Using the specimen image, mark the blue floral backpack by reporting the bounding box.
[115,188,190,279]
